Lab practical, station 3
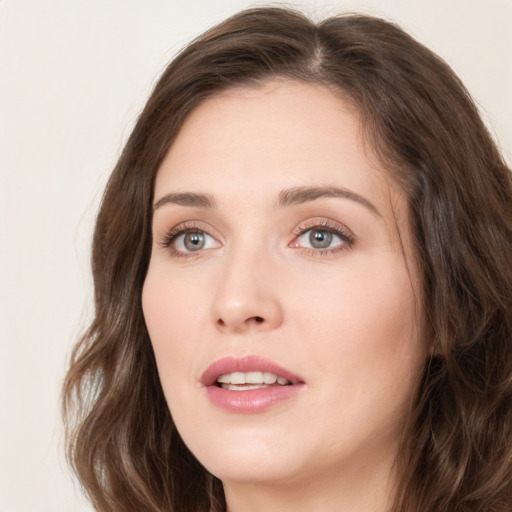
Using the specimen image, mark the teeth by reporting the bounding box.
[223,384,268,391]
[246,371,262,384]
[216,371,290,386]
[231,372,246,385]
[263,372,277,384]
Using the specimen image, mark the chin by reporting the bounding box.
[206,451,305,487]
[177,420,307,485]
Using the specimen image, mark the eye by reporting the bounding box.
[175,231,217,252]
[290,222,354,254]
[160,224,220,256]
[304,229,336,249]
[297,228,342,250]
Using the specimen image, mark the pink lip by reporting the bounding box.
[201,355,305,414]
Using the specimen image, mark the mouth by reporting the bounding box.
[216,371,292,390]
[201,355,305,413]
[201,355,303,388]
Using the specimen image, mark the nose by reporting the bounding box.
[211,247,284,334]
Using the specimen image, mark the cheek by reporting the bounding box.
[294,257,425,399]
[299,256,416,330]
[294,267,424,461]
[141,270,206,387]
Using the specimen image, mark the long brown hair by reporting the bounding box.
[62,7,512,511]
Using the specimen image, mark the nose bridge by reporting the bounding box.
[211,235,283,333]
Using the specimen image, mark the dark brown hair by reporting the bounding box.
[62,7,512,512]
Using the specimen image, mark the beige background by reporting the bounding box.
[1,0,510,510]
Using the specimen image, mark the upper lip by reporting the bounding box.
[201,355,304,386]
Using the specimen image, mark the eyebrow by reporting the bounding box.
[153,185,381,217]
[153,192,216,210]
[278,185,382,217]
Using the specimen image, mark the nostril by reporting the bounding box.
[215,315,265,329]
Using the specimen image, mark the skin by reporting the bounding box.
[142,80,428,512]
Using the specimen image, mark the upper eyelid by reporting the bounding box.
[158,222,217,248]
[159,220,215,236]
[292,219,354,237]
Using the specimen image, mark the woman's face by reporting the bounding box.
[143,80,427,493]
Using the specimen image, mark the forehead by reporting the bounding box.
[155,80,402,218]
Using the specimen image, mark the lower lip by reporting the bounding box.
[205,384,303,413]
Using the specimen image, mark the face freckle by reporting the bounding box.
[142,79,428,500]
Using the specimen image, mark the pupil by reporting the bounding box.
[310,230,332,249]
[184,232,205,251]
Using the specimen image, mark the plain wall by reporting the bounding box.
[1,1,510,510]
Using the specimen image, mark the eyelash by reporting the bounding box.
[159,222,213,260]
[291,220,355,256]
[158,220,355,259]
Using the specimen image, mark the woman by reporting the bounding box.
[62,7,512,512]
